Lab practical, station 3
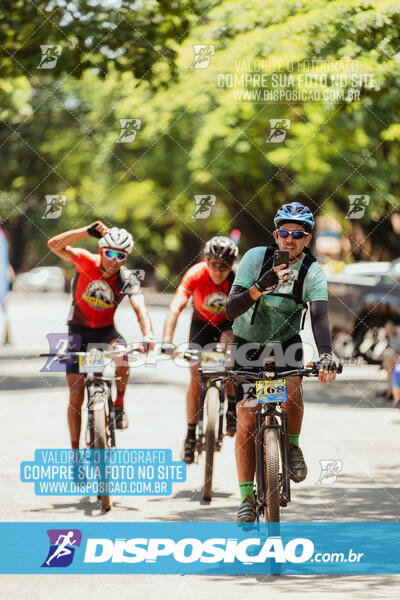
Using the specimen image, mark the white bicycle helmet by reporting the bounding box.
[98,227,134,254]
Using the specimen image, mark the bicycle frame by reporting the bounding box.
[40,344,139,513]
[254,400,290,521]
[203,361,342,520]
[184,347,228,455]
[41,345,140,452]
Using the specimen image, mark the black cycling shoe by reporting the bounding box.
[115,405,129,430]
[236,495,257,522]
[225,409,237,437]
[288,444,307,482]
[182,437,196,464]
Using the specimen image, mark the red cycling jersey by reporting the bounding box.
[176,261,234,326]
[68,248,136,328]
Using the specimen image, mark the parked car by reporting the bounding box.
[14,267,66,293]
[327,260,400,363]
[340,261,391,277]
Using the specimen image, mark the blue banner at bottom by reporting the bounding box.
[0,522,398,574]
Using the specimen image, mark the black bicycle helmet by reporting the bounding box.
[204,236,239,262]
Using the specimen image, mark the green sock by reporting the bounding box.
[239,481,255,502]
[288,433,300,447]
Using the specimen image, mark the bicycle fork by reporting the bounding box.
[217,381,225,450]
[196,379,207,452]
[279,408,290,506]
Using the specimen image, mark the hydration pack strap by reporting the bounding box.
[250,245,316,328]
[250,246,276,325]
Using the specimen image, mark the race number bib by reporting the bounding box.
[256,378,288,403]
[78,349,105,374]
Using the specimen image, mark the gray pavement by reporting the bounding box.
[0,292,399,598]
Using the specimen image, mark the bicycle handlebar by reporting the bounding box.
[40,343,142,362]
[199,361,343,383]
[181,348,226,361]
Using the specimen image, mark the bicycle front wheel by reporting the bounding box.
[264,419,280,522]
[93,394,112,513]
[203,387,219,502]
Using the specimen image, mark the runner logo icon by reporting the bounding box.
[41,529,82,567]
[266,119,291,143]
[316,460,343,485]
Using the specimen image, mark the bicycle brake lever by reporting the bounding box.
[303,369,318,377]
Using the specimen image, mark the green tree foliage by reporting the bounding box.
[1,0,400,284]
[0,0,194,83]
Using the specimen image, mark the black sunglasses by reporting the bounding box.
[208,260,232,272]
[276,229,309,240]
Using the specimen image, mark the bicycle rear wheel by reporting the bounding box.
[203,387,219,502]
[93,393,112,512]
[264,417,280,522]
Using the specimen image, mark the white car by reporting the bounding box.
[14,267,66,293]
[340,261,391,278]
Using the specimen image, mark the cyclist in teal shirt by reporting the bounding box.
[226,202,338,522]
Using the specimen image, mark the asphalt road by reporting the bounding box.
[0,292,399,598]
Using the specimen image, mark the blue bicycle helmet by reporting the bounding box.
[274,202,315,232]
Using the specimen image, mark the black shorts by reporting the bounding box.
[66,324,126,374]
[188,319,233,350]
[232,334,303,403]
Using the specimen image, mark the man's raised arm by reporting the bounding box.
[47,221,107,262]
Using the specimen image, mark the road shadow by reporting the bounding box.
[149,489,233,511]
[302,379,393,408]
[25,497,140,518]
[152,473,400,522]
[149,488,238,522]
[200,573,400,591]
[0,373,187,391]
[285,482,400,521]
[0,352,40,360]
[0,375,66,391]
